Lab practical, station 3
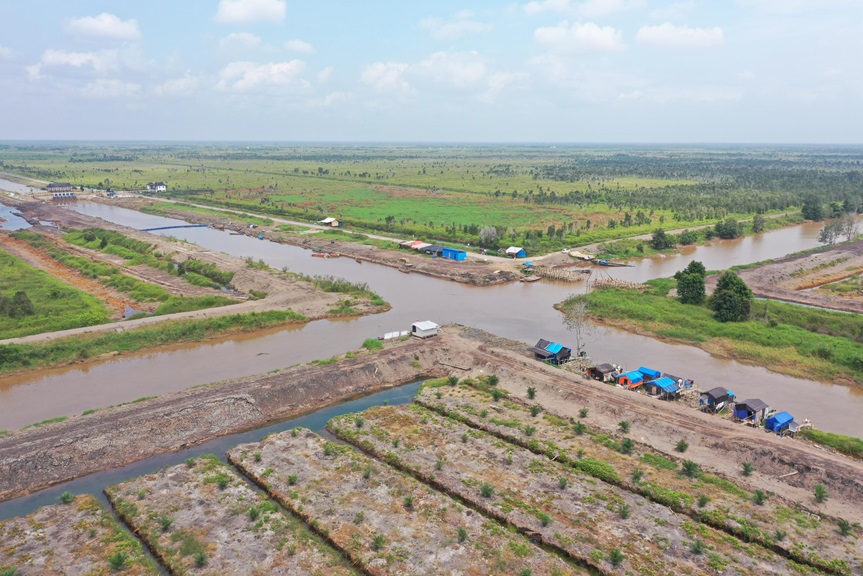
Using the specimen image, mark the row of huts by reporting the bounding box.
[399,240,467,261]
[586,362,799,434]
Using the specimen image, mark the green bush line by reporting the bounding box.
[0,309,307,374]
[416,390,851,576]
[800,429,863,458]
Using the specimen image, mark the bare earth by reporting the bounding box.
[707,240,863,313]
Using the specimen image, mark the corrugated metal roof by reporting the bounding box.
[545,342,563,354]
[651,377,679,393]
[412,321,439,331]
[619,370,644,382]
[705,387,729,400]
[737,399,768,412]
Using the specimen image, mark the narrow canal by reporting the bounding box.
[1,201,861,437]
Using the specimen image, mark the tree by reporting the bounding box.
[675,260,706,279]
[712,272,752,322]
[841,213,859,242]
[561,294,595,357]
[677,229,699,245]
[650,228,673,250]
[818,219,843,245]
[752,214,765,233]
[714,218,742,239]
[677,273,706,305]
[802,196,825,221]
[479,226,499,247]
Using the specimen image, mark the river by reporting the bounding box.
[1,201,862,436]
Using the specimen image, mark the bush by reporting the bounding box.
[675,439,689,453]
[362,338,383,351]
[108,551,128,571]
[530,405,541,417]
[620,438,634,455]
[457,527,468,543]
[681,460,699,478]
[58,491,74,504]
[741,462,754,476]
[814,483,829,503]
[479,482,495,498]
[753,489,767,505]
[527,386,536,399]
[690,539,705,554]
[617,502,631,519]
[579,407,588,418]
[609,548,624,566]
[618,420,630,433]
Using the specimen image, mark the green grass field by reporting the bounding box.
[571,280,863,387]
[0,249,111,339]
[5,143,843,254]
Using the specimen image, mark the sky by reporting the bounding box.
[0,0,861,143]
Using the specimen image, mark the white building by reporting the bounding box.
[411,321,439,338]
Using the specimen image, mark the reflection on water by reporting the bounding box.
[0,201,859,436]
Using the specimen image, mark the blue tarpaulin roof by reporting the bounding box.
[765,411,794,432]
[651,377,679,394]
[545,342,563,353]
[618,370,643,382]
[637,367,661,379]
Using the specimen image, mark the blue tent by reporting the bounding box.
[765,411,794,433]
[637,366,661,381]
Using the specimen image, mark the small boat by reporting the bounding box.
[597,259,634,268]
[356,258,362,264]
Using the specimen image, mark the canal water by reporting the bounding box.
[1,202,861,436]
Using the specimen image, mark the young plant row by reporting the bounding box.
[329,404,819,576]
[414,377,856,576]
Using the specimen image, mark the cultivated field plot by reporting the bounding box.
[0,494,157,575]
[105,455,357,576]
[228,428,585,576]
[329,404,817,576]
[414,378,859,575]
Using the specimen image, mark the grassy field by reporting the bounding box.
[7,143,858,254]
[0,248,111,339]
[571,280,863,387]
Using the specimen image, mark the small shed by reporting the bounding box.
[700,387,734,413]
[616,370,644,389]
[441,247,467,261]
[318,217,340,227]
[765,411,795,433]
[644,376,680,399]
[587,363,618,382]
[146,182,167,192]
[530,339,571,365]
[637,366,661,381]
[733,399,770,424]
[663,373,694,388]
[506,246,527,258]
[47,182,73,192]
[411,321,439,339]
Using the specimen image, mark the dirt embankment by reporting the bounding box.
[0,337,451,501]
[0,200,386,347]
[105,196,522,286]
[706,241,863,313]
[3,325,862,523]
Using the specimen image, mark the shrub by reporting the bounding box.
[288,473,298,486]
[838,519,852,536]
[618,420,631,433]
[435,458,443,471]
[814,483,829,503]
[491,388,504,401]
[558,477,569,489]
[362,338,383,351]
[527,386,536,399]
[753,490,767,505]
[620,438,634,455]
[530,405,541,417]
[681,460,699,478]
[487,375,499,386]
[609,548,624,566]
[404,495,414,510]
[457,527,468,543]
[537,512,552,526]
[579,407,589,418]
[573,421,587,435]
[194,552,207,567]
[354,416,365,429]
[676,439,689,453]
[520,569,532,576]
[108,551,128,571]
[249,507,260,521]
[448,376,459,386]
[479,482,495,498]
[160,515,174,532]
[617,502,631,519]
[631,468,644,483]
[461,432,469,443]
[697,494,710,508]
[690,539,705,554]
[253,451,262,463]
[774,529,786,542]
[524,425,536,436]
[741,462,754,476]
[58,491,74,504]
[372,534,385,551]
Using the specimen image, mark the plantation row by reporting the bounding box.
[2,374,858,575]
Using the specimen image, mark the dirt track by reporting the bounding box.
[2,326,860,528]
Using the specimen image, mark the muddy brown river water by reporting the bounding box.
[2,202,862,435]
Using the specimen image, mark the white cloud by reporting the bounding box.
[535,21,625,53]
[360,61,411,95]
[314,91,352,107]
[636,23,724,48]
[420,13,493,40]
[0,45,16,60]
[415,51,487,88]
[215,0,286,23]
[220,32,262,50]
[285,39,315,54]
[218,60,305,90]
[479,72,526,103]
[154,74,199,96]
[67,13,141,40]
[27,49,118,79]
[649,1,698,21]
[82,78,140,98]
[523,0,644,17]
[317,66,334,82]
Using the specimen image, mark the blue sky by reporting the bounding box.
[0,0,860,142]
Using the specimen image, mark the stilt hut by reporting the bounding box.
[733,399,770,425]
[700,387,734,413]
[616,370,644,389]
